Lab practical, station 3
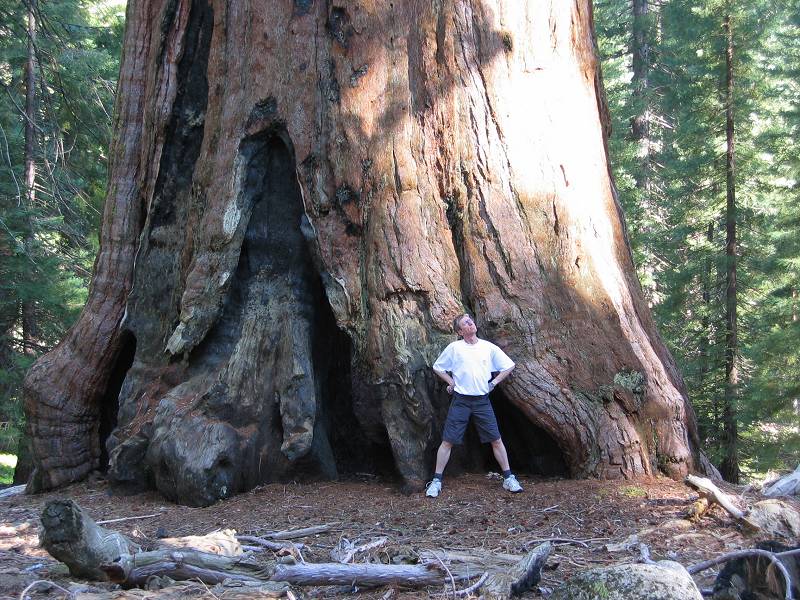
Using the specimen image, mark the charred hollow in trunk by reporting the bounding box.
[98,331,136,471]
[106,128,399,505]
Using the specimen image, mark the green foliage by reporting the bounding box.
[596,0,800,478]
[0,454,16,485]
[0,0,124,432]
[619,485,647,498]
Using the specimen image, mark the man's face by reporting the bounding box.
[457,315,477,336]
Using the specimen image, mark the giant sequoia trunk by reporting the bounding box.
[24,0,712,505]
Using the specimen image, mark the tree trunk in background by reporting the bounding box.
[25,0,713,505]
[21,0,38,355]
[698,222,713,430]
[720,10,739,483]
[631,0,654,194]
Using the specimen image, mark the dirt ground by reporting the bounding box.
[0,473,781,599]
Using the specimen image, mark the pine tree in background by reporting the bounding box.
[596,0,796,479]
[0,0,123,451]
[740,0,800,470]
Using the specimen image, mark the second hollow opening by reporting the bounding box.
[445,386,569,479]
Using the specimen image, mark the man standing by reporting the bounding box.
[426,314,522,497]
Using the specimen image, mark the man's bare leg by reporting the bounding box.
[434,441,453,474]
[490,438,511,472]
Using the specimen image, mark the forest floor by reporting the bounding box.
[0,472,785,599]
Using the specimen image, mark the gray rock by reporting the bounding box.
[550,560,703,600]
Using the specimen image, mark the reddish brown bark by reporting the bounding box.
[25,0,712,504]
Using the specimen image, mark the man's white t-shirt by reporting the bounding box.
[433,339,515,396]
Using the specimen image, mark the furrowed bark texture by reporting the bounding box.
[24,0,709,505]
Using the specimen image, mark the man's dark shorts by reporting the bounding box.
[442,392,501,444]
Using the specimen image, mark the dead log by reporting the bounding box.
[100,548,449,588]
[272,562,446,587]
[40,499,142,580]
[40,499,242,580]
[689,542,799,600]
[41,500,551,595]
[101,549,268,587]
[763,465,800,497]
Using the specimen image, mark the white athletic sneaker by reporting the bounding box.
[503,474,523,493]
[425,479,442,497]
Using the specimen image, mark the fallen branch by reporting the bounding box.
[638,543,656,565]
[482,542,552,597]
[263,523,337,540]
[524,537,601,548]
[429,550,457,597]
[237,534,305,553]
[688,548,794,600]
[685,475,761,530]
[101,549,266,587]
[98,547,452,589]
[272,561,446,587]
[96,513,163,525]
[39,499,241,580]
[40,499,142,580]
[455,571,489,596]
[18,580,73,600]
[763,465,800,497]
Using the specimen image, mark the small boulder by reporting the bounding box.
[550,560,703,600]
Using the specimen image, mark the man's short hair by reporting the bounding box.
[453,314,468,333]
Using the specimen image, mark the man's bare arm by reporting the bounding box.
[489,365,514,389]
[433,368,455,393]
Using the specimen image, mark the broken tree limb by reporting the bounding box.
[763,465,800,498]
[688,548,794,600]
[455,572,490,596]
[685,475,761,530]
[272,561,447,587]
[263,523,337,540]
[482,542,553,598]
[418,548,521,577]
[96,513,163,525]
[40,499,142,580]
[100,548,452,589]
[238,535,306,553]
[39,499,242,580]
[101,549,268,587]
